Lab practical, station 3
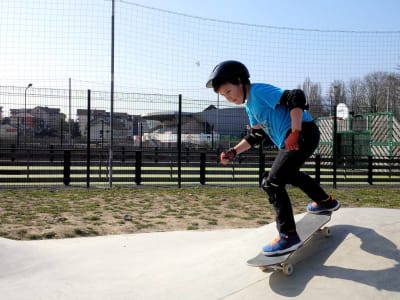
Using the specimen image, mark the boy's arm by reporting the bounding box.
[232,138,252,155]
[219,125,264,165]
[290,107,303,132]
[219,138,251,165]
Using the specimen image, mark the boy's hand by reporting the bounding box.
[219,148,237,165]
[285,130,300,150]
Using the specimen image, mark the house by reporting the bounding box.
[76,109,145,142]
[141,106,248,146]
[77,109,108,138]
[0,124,18,141]
[10,106,62,135]
[10,109,34,131]
[31,107,62,131]
[192,106,248,136]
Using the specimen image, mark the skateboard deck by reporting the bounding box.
[247,211,332,275]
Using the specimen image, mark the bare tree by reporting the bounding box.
[346,72,400,118]
[384,73,400,119]
[300,77,325,118]
[347,78,367,113]
[330,80,347,105]
[364,72,386,113]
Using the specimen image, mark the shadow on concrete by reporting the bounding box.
[267,224,400,297]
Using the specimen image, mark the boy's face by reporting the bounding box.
[218,82,244,105]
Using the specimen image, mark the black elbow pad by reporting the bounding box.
[280,89,309,111]
[244,128,268,147]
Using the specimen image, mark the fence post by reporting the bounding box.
[185,147,190,163]
[200,152,206,185]
[86,89,91,188]
[135,150,142,185]
[63,150,71,186]
[26,149,31,182]
[177,94,182,188]
[121,146,125,162]
[368,155,373,185]
[11,144,16,161]
[315,154,321,184]
[49,144,54,163]
[258,145,265,186]
[154,147,158,162]
[332,114,338,189]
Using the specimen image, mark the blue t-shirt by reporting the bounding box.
[245,83,313,148]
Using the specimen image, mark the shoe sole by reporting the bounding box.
[307,202,341,214]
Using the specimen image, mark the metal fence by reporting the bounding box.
[1,86,400,188]
[1,1,400,188]
[0,146,399,188]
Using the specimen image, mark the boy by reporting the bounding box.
[206,60,340,256]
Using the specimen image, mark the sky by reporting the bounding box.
[130,0,400,32]
[0,0,399,117]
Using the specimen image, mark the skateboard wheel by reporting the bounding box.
[323,227,331,237]
[283,263,294,276]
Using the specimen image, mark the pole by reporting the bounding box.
[332,86,338,189]
[109,0,115,187]
[177,94,182,188]
[387,86,390,113]
[69,78,72,145]
[86,90,91,188]
[24,83,32,147]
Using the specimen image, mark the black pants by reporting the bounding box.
[264,121,328,233]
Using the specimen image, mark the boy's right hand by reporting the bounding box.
[285,130,301,150]
[219,148,237,165]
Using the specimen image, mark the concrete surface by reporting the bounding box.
[0,208,399,300]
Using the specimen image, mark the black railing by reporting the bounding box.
[0,146,399,188]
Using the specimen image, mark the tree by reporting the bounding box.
[347,78,367,113]
[71,120,81,138]
[364,72,386,113]
[330,80,347,105]
[327,81,346,116]
[383,73,400,119]
[300,77,325,118]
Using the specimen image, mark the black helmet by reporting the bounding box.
[206,60,250,92]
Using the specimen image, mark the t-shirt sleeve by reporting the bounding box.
[253,84,284,109]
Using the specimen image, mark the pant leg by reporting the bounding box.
[288,122,329,201]
[290,171,329,201]
[265,149,298,233]
[264,122,328,233]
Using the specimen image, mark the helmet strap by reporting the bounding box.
[238,78,247,103]
[242,84,247,104]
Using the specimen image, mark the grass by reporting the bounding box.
[0,186,398,240]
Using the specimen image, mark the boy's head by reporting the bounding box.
[206,60,250,93]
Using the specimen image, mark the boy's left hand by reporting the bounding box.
[219,148,236,164]
[285,130,300,150]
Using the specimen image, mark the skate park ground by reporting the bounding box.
[0,208,399,300]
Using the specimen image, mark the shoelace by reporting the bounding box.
[312,195,333,206]
[270,235,288,245]
[321,195,333,203]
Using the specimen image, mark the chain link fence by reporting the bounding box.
[1,1,399,187]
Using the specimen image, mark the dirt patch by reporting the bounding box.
[0,186,398,240]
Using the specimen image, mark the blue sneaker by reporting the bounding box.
[307,196,340,214]
[262,232,303,256]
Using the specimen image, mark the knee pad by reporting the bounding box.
[261,177,280,204]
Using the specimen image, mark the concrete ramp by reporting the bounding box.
[0,208,399,300]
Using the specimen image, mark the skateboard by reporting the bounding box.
[247,211,332,275]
